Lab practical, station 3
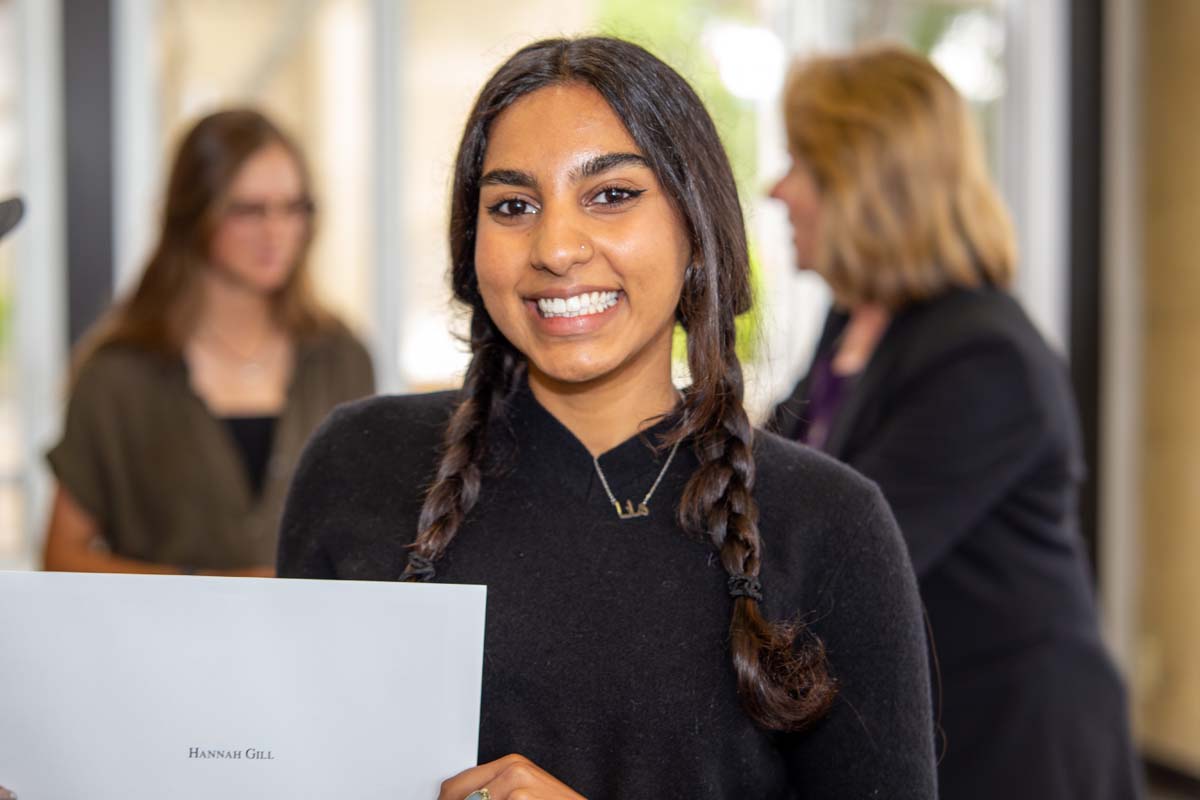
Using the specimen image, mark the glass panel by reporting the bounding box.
[0,0,24,567]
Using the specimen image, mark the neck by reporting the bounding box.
[832,303,891,375]
[528,352,679,457]
[193,269,280,343]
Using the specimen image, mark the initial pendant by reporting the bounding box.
[614,500,650,519]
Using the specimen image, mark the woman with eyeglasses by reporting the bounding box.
[278,38,935,799]
[43,109,374,577]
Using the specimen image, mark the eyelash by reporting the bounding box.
[485,185,647,218]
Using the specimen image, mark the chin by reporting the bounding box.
[529,354,617,387]
[246,265,295,293]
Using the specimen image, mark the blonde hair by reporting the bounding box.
[782,43,1016,308]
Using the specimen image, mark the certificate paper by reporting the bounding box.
[0,571,486,799]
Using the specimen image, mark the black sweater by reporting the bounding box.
[278,384,936,799]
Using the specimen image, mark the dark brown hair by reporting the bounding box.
[78,108,333,366]
[401,36,836,732]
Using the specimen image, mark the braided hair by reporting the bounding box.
[402,36,836,732]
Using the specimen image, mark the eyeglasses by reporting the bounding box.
[222,197,316,223]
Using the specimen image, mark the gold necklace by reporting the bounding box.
[592,437,682,520]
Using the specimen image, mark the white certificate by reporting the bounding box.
[0,571,486,799]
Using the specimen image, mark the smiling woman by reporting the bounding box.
[278,37,935,799]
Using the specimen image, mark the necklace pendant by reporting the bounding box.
[615,500,650,519]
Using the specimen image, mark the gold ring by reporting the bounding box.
[464,789,490,800]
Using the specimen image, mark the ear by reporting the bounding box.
[676,256,703,327]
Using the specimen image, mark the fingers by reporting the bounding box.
[438,754,585,800]
[438,754,526,800]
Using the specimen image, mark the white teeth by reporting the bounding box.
[536,291,620,318]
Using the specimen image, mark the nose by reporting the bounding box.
[767,174,787,201]
[530,208,593,276]
[264,206,303,243]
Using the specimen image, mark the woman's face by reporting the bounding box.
[474,83,691,390]
[769,155,822,270]
[207,143,310,295]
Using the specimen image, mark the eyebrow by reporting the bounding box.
[570,152,650,181]
[479,168,537,189]
[478,152,651,190]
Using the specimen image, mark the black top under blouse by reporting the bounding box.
[278,383,937,799]
[223,416,277,497]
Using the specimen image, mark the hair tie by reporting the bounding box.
[727,574,763,602]
[403,552,436,582]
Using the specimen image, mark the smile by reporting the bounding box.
[535,291,620,319]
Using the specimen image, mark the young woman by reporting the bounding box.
[767,45,1141,799]
[279,38,935,799]
[44,109,374,577]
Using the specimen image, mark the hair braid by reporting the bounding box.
[401,315,520,581]
[679,320,838,732]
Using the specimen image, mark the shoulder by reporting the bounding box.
[895,287,1054,366]
[752,429,906,580]
[753,427,882,513]
[884,287,1071,410]
[329,389,457,429]
[302,390,457,469]
[302,321,373,364]
[71,344,176,403]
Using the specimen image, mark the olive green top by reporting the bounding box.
[47,327,375,569]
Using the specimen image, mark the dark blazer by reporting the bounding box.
[770,287,1142,799]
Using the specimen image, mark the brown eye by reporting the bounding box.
[591,186,645,206]
[488,198,538,217]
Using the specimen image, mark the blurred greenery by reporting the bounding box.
[908,3,965,53]
[594,0,766,364]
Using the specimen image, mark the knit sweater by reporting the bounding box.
[277,384,936,799]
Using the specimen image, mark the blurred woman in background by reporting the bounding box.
[768,44,1140,799]
[43,109,374,577]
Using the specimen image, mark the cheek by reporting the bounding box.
[280,220,308,249]
[208,227,241,266]
[473,248,524,332]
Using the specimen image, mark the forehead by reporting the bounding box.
[482,83,643,173]
[227,143,303,197]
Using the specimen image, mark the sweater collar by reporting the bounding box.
[499,377,688,507]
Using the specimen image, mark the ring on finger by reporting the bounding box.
[464,789,491,800]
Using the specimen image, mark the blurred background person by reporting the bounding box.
[767,45,1140,799]
[41,109,374,577]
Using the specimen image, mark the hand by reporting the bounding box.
[438,754,586,800]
